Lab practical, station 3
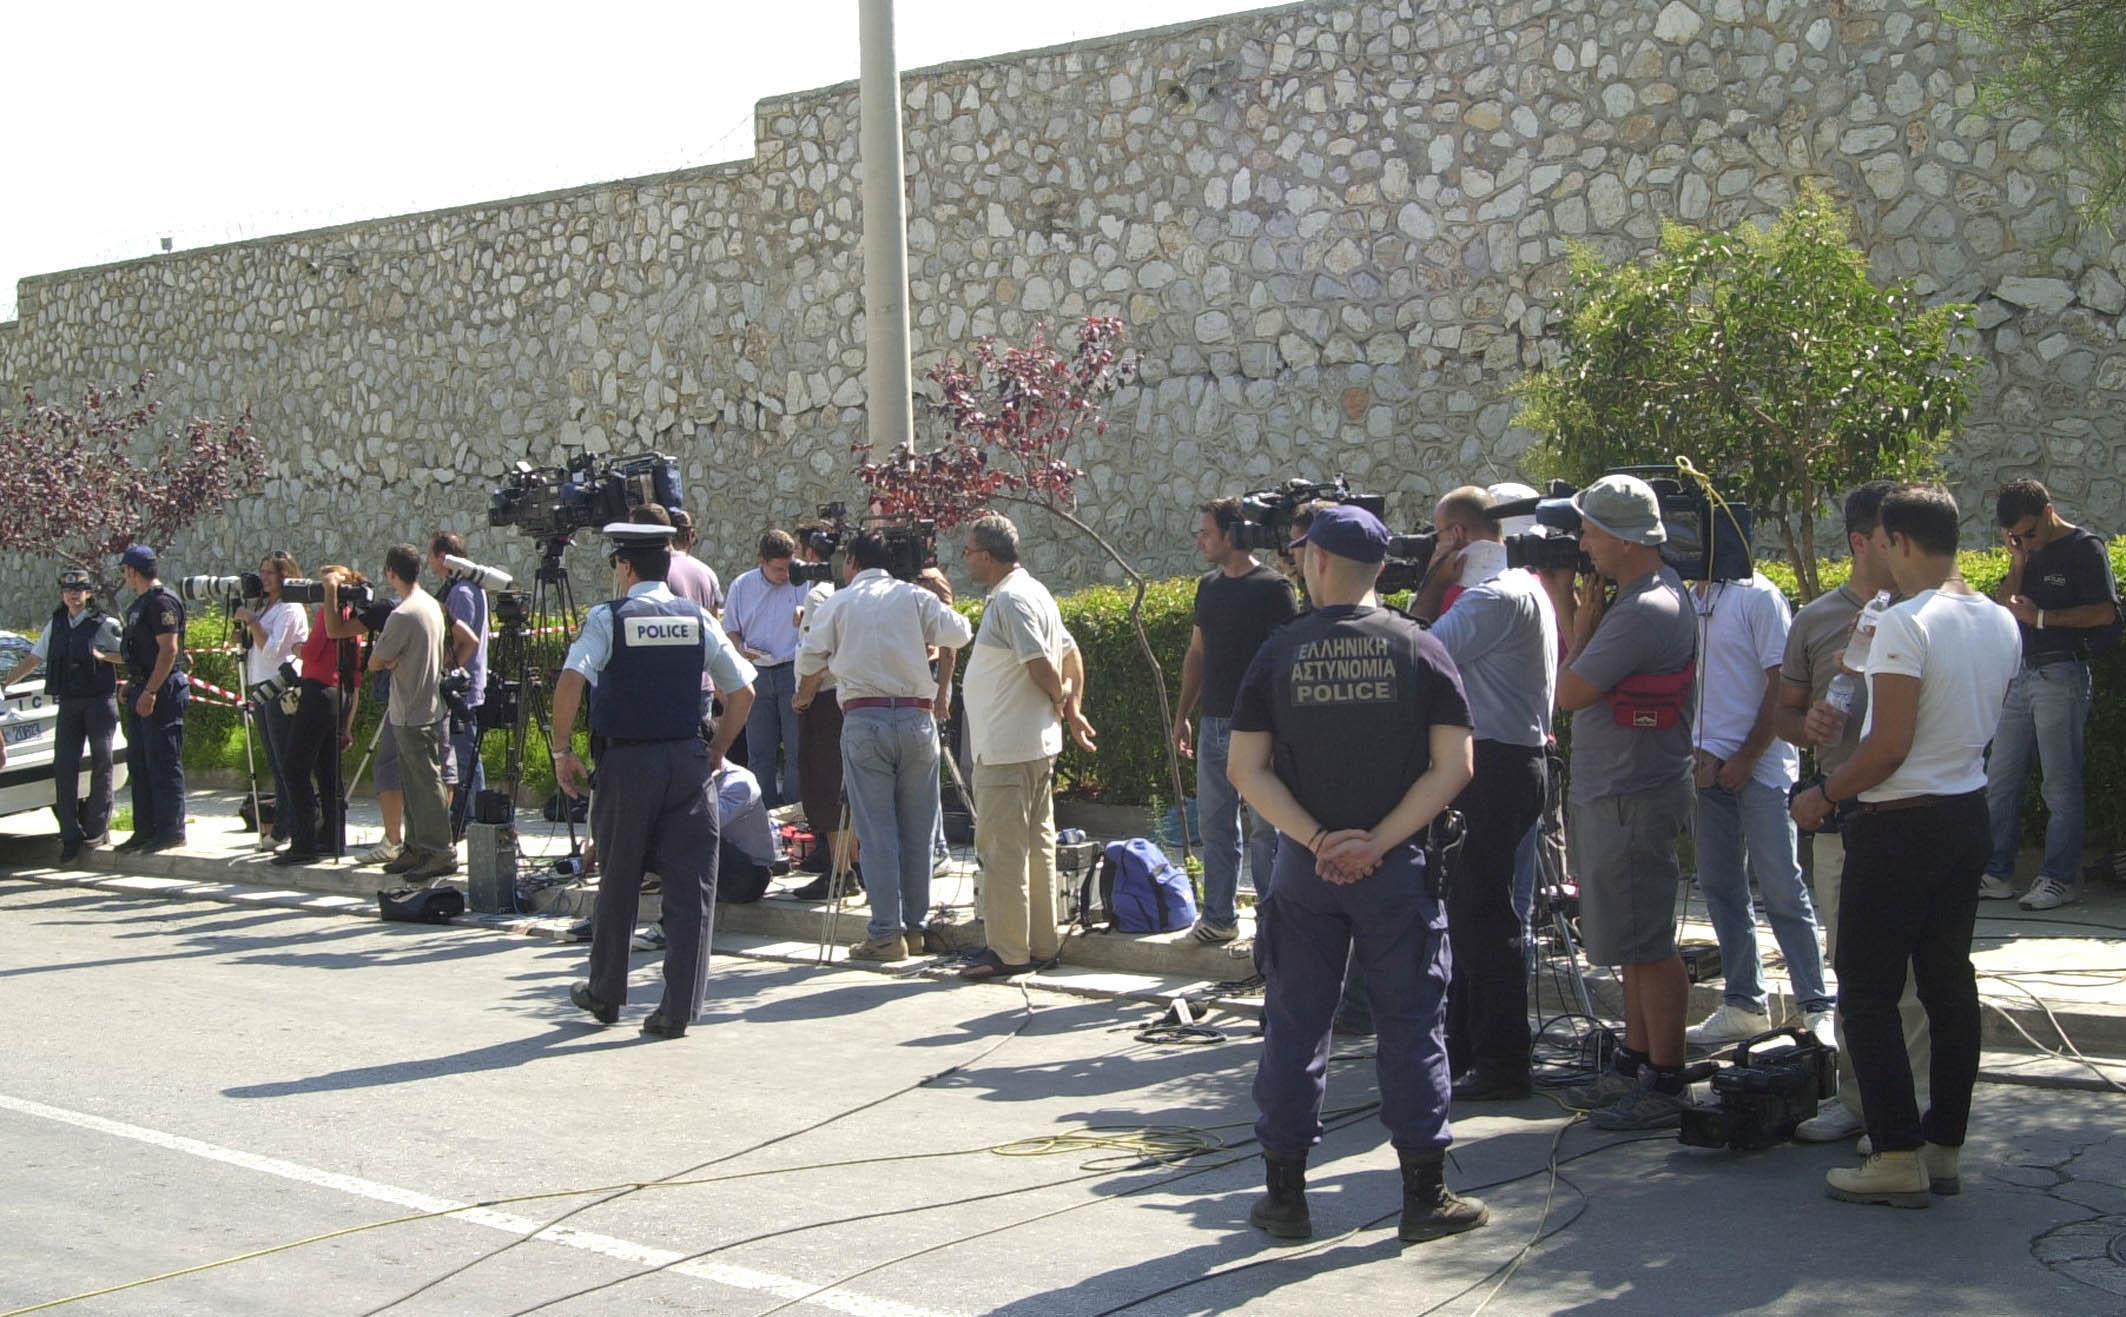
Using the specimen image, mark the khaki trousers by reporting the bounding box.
[1813,828,1931,1117]
[974,755,1060,966]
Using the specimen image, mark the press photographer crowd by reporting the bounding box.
[5,450,2118,1231]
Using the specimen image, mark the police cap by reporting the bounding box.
[600,522,679,555]
[58,568,94,591]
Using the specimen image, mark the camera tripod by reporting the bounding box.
[486,534,583,851]
[811,716,978,965]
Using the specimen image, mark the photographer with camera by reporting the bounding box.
[1790,484,2020,1208]
[1226,504,1485,1244]
[795,530,973,961]
[1172,498,1298,945]
[724,529,808,808]
[1549,476,1698,1130]
[1407,487,1556,1102]
[426,533,492,840]
[235,551,310,851]
[554,523,757,1038]
[274,567,369,864]
[366,544,456,883]
[3,568,124,860]
[111,545,190,853]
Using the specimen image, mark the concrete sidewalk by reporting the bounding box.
[5,789,2126,1061]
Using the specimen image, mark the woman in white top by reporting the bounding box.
[235,550,311,848]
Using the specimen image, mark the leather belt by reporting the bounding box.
[841,696,932,711]
[1857,790,1981,815]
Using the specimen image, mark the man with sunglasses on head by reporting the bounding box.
[3,569,124,861]
[1981,479,2121,911]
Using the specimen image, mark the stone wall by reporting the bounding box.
[5,0,2122,623]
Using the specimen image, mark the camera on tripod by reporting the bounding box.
[488,449,685,541]
[1677,1026,1837,1151]
[1230,476,1436,593]
[789,501,938,584]
[1489,467,1753,582]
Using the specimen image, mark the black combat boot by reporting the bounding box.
[1248,1154,1312,1240]
[1398,1149,1489,1243]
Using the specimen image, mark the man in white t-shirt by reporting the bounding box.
[1685,571,1833,1047]
[955,514,1096,979]
[1791,484,2020,1209]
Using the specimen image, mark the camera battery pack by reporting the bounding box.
[1681,942,1724,984]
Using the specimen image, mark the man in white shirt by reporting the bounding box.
[796,531,973,962]
[235,551,310,850]
[1792,484,2020,1209]
[955,514,1096,979]
[1685,571,1834,1047]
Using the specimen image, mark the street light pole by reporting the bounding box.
[859,0,914,457]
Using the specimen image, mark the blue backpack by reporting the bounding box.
[1095,838,1199,934]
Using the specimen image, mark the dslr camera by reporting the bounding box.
[179,572,264,605]
[1677,1026,1837,1151]
[488,449,685,542]
[442,554,513,592]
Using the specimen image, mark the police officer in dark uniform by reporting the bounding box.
[1226,504,1487,1244]
[2,569,123,861]
[113,545,190,853]
[552,523,757,1038]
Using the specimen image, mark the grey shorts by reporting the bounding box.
[1570,782,1692,966]
[374,723,401,792]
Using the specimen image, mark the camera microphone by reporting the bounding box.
[444,555,514,592]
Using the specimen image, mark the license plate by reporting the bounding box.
[2,721,42,746]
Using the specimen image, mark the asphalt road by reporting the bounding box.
[3,880,2123,1315]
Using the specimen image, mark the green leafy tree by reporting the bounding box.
[1944,0,2126,229]
[1511,182,1978,600]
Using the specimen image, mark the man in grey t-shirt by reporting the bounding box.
[1550,475,1698,1131]
[369,543,455,881]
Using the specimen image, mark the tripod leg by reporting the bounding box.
[817,795,860,965]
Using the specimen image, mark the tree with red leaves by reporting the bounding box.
[0,374,265,598]
[855,317,1192,847]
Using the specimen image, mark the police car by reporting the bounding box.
[0,630,130,820]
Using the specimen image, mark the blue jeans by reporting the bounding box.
[1196,715,1275,927]
[1985,660,2092,883]
[1695,779,1832,1014]
[745,664,801,809]
[840,707,940,940]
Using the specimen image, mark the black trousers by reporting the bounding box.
[588,738,722,1023]
[1836,793,1988,1152]
[52,694,118,843]
[283,681,347,854]
[1445,740,1546,1080]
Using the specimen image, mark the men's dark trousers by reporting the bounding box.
[52,695,118,843]
[1446,740,1546,1080]
[588,738,722,1024]
[1836,793,1988,1153]
[283,682,346,854]
[1253,837,1453,1157]
[124,683,187,840]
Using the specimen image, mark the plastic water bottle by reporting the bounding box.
[1839,590,1894,673]
[1822,671,1858,741]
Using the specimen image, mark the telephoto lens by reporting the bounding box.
[443,554,514,592]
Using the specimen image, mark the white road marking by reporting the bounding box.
[0,1092,950,1317]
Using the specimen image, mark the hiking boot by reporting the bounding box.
[2019,876,2077,911]
[1795,1096,1866,1143]
[405,852,459,882]
[381,849,425,875]
[848,934,910,962]
[1188,918,1239,945]
[1588,1081,1691,1131]
[1919,1141,1962,1196]
[1397,1149,1489,1243]
[1686,1003,1772,1048]
[1248,1155,1312,1240]
[1825,1150,1931,1208]
[1976,872,2017,901]
[1562,1069,1639,1110]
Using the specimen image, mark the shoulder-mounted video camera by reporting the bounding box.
[1230,476,1437,594]
[488,449,685,543]
[1677,1026,1837,1151]
[790,501,938,585]
[1489,467,1752,582]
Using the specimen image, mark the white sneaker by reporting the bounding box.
[2018,876,2077,911]
[1803,1009,1838,1050]
[1686,1003,1773,1047]
[360,840,403,865]
[1977,873,2017,901]
[1795,1096,1866,1143]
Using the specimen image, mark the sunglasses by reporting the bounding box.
[61,584,91,593]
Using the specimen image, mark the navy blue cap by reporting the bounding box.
[119,544,158,573]
[1291,504,1390,564]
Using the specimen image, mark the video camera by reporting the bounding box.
[488,449,685,542]
[1677,1026,1837,1151]
[1230,476,1436,594]
[1489,467,1753,582]
[789,502,938,585]
[179,573,265,605]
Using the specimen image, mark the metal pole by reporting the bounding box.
[859,0,914,457]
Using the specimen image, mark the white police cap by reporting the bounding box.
[600,522,679,552]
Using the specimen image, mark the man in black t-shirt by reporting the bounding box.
[1982,479,2121,910]
[1227,504,1485,1245]
[1173,497,1298,943]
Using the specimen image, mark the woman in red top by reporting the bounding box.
[273,567,367,864]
